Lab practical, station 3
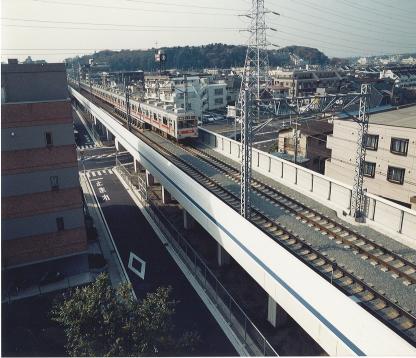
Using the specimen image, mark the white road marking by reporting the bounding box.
[128,252,146,280]
[89,177,103,182]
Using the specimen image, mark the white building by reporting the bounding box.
[380,66,416,89]
[145,75,227,119]
[325,106,416,209]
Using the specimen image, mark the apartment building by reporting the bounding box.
[144,74,227,118]
[325,106,416,209]
[270,68,347,97]
[1,62,88,270]
[380,65,416,89]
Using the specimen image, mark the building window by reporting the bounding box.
[363,161,376,178]
[50,176,59,190]
[364,134,379,150]
[215,98,223,105]
[56,217,65,231]
[214,88,224,95]
[45,132,53,146]
[390,138,409,155]
[387,166,405,184]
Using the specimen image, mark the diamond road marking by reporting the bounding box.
[128,252,146,280]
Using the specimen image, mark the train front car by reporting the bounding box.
[176,112,198,140]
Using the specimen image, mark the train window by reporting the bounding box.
[162,116,167,125]
[153,113,157,121]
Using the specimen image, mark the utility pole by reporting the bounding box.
[183,74,188,111]
[77,60,81,89]
[238,0,275,218]
[293,117,299,164]
[88,67,92,95]
[125,79,132,131]
[351,84,370,221]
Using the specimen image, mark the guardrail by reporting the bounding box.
[199,127,416,241]
[115,163,278,356]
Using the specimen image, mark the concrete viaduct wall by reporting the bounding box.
[199,128,416,244]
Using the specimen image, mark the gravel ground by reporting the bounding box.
[144,132,416,321]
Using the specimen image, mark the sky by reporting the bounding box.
[1,0,416,63]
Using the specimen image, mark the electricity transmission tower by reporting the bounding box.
[238,0,275,219]
[351,84,370,220]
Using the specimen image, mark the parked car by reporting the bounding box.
[39,271,65,286]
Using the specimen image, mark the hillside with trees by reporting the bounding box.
[66,43,329,71]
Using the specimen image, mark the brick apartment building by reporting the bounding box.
[1,61,88,272]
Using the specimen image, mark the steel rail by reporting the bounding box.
[183,143,416,286]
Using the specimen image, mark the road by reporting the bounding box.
[74,110,236,356]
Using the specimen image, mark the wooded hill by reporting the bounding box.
[66,43,330,71]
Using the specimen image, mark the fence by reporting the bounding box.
[115,162,278,356]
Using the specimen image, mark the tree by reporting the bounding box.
[51,273,199,356]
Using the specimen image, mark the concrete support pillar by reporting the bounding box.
[94,116,97,125]
[115,138,120,151]
[267,295,289,328]
[162,186,172,204]
[134,160,138,173]
[106,128,111,141]
[267,295,278,327]
[183,210,195,230]
[217,243,230,267]
[146,170,155,186]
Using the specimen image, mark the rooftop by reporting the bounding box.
[369,105,416,129]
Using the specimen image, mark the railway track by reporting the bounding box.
[77,87,416,346]
[182,142,416,287]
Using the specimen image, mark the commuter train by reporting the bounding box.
[78,81,198,140]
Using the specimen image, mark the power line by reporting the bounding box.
[269,33,414,57]
[269,20,416,49]
[2,18,240,30]
[123,0,238,12]
[30,0,238,16]
[298,0,414,26]
[268,0,416,37]
[3,24,240,32]
[368,0,416,17]
[337,0,416,22]
[273,12,416,43]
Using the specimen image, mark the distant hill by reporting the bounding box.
[66,43,329,72]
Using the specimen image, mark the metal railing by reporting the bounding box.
[115,163,278,356]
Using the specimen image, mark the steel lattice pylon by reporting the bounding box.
[351,84,370,220]
[238,0,273,219]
